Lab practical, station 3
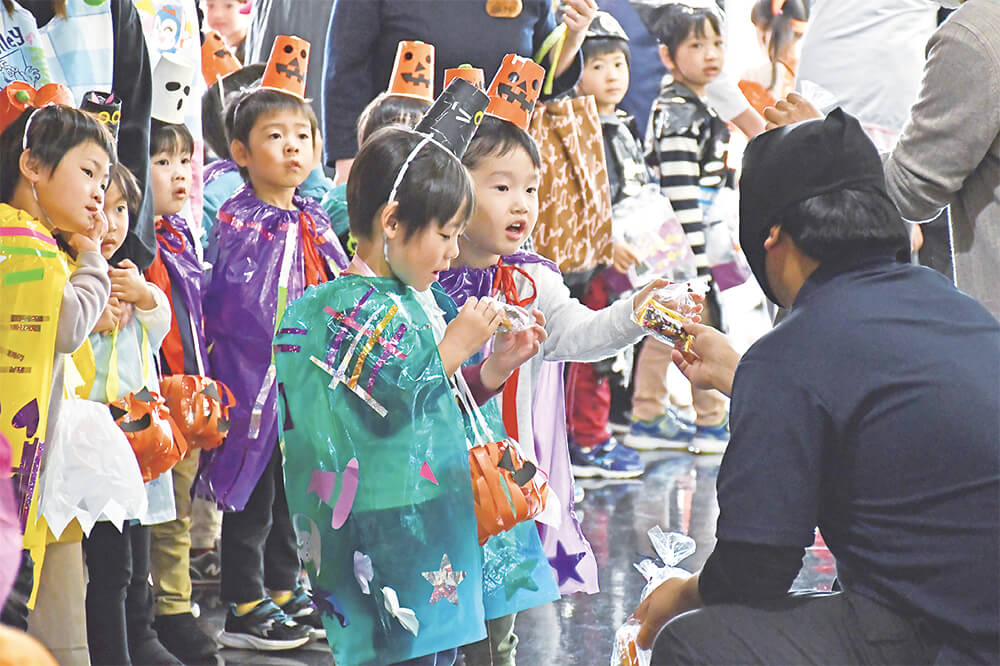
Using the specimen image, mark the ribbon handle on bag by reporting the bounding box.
[105,323,151,403]
[533,23,567,96]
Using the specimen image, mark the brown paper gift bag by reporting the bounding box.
[527,94,614,274]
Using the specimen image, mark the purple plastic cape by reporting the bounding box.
[156,214,209,374]
[196,185,349,511]
[438,252,600,594]
[203,158,237,186]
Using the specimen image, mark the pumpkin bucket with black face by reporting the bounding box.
[110,388,188,482]
[201,30,242,87]
[485,54,545,130]
[260,35,310,98]
[159,375,235,451]
[388,40,434,101]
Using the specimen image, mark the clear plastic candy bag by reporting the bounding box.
[480,296,535,333]
[611,527,696,666]
[632,281,709,350]
[613,185,698,287]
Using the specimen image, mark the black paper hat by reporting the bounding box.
[629,0,723,43]
[80,90,122,142]
[586,11,630,41]
[414,77,489,159]
[738,108,888,304]
[201,63,265,160]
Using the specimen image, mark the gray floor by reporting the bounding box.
[198,447,836,665]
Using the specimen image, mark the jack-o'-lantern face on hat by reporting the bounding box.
[485,54,544,130]
[80,91,122,142]
[261,35,310,98]
[388,40,434,101]
[201,30,241,86]
[444,64,485,90]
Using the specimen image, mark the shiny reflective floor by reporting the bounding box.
[199,446,836,665]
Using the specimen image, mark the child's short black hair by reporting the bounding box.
[107,162,142,220]
[225,88,319,180]
[461,115,541,171]
[150,119,194,158]
[356,92,432,146]
[347,126,474,242]
[0,105,116,203]
[581,37,632,67]
[653,4,725,60]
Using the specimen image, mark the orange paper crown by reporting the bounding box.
[0,81,74,134]
[485,54,544,130]
[388,40,434,101]
[202,30,242,87]
[261,35,310,99]
[444,64,485,90]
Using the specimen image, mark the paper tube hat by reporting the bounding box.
[586,11,630,41]
[414,77,489,159]
[202,30,242,87]
[443,64,485,90]
[484,54,544,130]
[80,91,122,142]
[260,35,310,98]
[388,40,435,101]
[0,81,74,134]
[152,54,196,124]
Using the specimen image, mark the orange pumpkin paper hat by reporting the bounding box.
[484,54,545,130]
[201,30,242,87]
[0,81,74,134]
[388,40,435,101]
[443,64,485,90]
[260,35,310,99]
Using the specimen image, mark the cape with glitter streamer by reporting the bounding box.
[439,251,600,595]
[276,274,558,663]
[0,206,70,537]
[196,185,348,511]
[145,214,208,375]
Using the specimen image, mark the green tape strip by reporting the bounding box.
[0,245,57,258]
[3,268,44,285]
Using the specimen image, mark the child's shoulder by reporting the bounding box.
[652,82,711,136]
[503,251,561,277]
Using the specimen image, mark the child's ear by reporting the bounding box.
[378,201,401,241]
[18,149,43,184]
[230,139,250,167]
[658,44,675,72]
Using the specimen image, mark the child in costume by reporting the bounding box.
[566,12,689,477]
[195,38,350,651]
[82,162,180,666]
[628,0,731,453]
[140,117,221,662]
[0,98,113,662]
[439,55,670,665]
[276,79,549,665]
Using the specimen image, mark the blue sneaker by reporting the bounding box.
[570,438,645,479]
[625,411,697,450]
[689,420,730,455]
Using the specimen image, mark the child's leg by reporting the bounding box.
[462,613,518,666]
[27,541,90,665]
[126,525,181,664]
[220,448,281,605]
[190,496,222,551]
[83,521,132,665]
[631,337,673,422]
[262,455,299,597]
[150,451,198,617]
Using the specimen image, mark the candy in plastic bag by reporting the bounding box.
[613,185,698,286]
[611,528,696,666]
[632,281,708,349]
[480,296,534,334]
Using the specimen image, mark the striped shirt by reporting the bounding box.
[645,81,730,277]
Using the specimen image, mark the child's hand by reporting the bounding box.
[67,210,108,256]
[93,296,122,335]
[438,297,504,376]
[562,0,598,33]
[110,259,156,310]
[612,241,641,273]
[481,310,548,390]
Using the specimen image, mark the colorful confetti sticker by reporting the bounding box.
[422,554,466,605]
[291,513,322,576]
[419,461,439,485]
[306,458,359,529]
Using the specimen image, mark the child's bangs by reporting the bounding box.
[692,13,723,40]
[151,121,195,157]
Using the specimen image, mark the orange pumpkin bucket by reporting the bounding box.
[110,388,188,482]
[159,375,235,451]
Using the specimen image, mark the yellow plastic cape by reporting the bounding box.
[0,204,73,606]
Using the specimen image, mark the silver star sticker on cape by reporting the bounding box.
[421,553,466,605]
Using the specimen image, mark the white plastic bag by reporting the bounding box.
[611,527,696,666]
[703,188,751,291]
[38,398,148,538]
[613,185,698,287]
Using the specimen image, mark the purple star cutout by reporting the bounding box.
[548,541,585,586]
